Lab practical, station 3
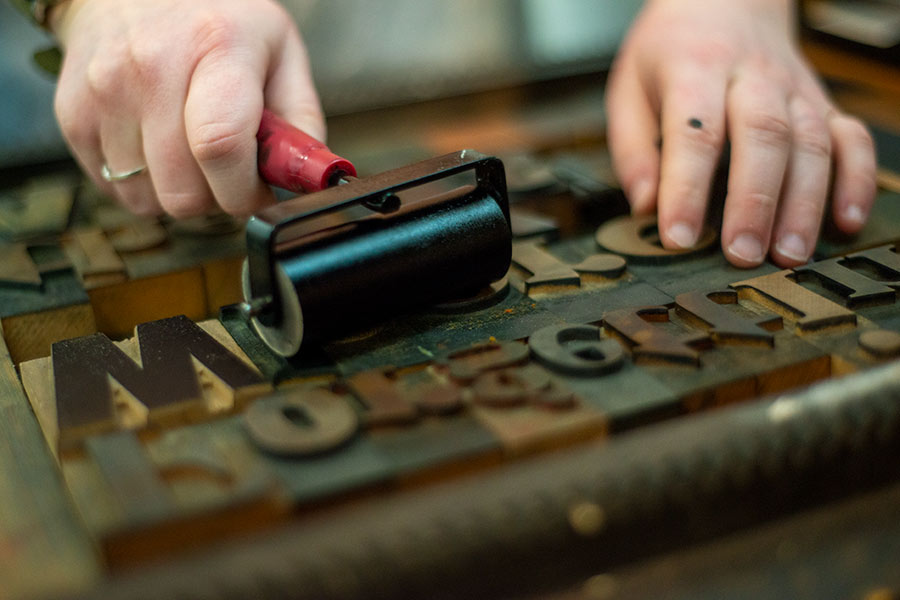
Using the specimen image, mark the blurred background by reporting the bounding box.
[0,0,640,168]
[1,0,898,169]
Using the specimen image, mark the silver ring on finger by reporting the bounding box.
[101,163,147,182]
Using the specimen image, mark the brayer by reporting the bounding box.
[242,110,512,357]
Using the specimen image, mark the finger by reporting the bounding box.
[655,65,728,249]
[770,96,831,267]
[605,57,660,215]
[54,71,116,198]
[828,113,877,234]
[263,20,326,143]
[142,92,217,218]
[99,115,160,215]
[721,73,792,267]
[184,42,272,216]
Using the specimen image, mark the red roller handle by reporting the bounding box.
[256,109,356,194]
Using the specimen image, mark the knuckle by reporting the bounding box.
[189,13,241,59]
[158,190,214,218]
[739,191,779,215]
[85,51,130,100]
[126,36,167,83]
[680,122,724,158]
[685,37,735,68]
[188,121,251,164]
[793,120,831,159]
[842,117,876,151]
[789,196,824,221]
[744,110,792,148]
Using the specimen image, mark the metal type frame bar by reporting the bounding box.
[68,360,900,600]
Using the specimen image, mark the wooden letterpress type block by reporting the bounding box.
[87,269,209,339]
[616,304,830,411]
[436,341,607,456]
[626,251,779,297]
[595,214,717,265]
[526,322,679,431]
[0,243,95,364]
[253,430,394,505]
[367,415,501,484]
[731,270,857,333]
[84,212,247,337]
[510,241,580,294]
[0,322,99,598]
[244,386,359,456]
[603,306,710,367]
[470,390,607,457]
[509,240,628,297]
[846,244,900,286]
[62,226,127,289]
[20,316,270,453]
[66,425,285,569]
[675,289,782,347]
[0,173,76,241]
[346,368,420,427]
[795,256,896,308]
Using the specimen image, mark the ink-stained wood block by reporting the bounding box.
[324,284,563,375]
[524,322,680,430]
[366,414,501,484]
[0,242,42,287]
[556,359,680,432]
[87,269,208,339]
[62,424,286,570]
[20,317,270,454]
[536,282,673,328]
[814,190,900,259]
[627,250,780,298]
[622,305,831,411]
[254,422,395,504]
[203,255,245,315]
[0,243,96,364]
[74,209,247,337]
[731,269,858,334]
[0,172,77,241]
[470,390,607,457]
[513,236,674,325]
[118,217,245,280]
[449,347,608,457]
[508,240,629,297]
[62,226,127,289]
[0,321,100,599]
[801,323,897,377]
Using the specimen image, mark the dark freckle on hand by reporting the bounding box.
[688,118,703,129]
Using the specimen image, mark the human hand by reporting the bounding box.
[605,0,877,268]
[51,0,325,217]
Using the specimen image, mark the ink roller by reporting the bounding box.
[242,110,512,357]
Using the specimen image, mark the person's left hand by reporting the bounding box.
[605,0,878,268]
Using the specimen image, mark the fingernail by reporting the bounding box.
[630,179,654,214]
[775,233,808,263]
[728,233,764,264]
[843,204,866,227]
[667,221,697,248]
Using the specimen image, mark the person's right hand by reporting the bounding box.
[51,0,325,218]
